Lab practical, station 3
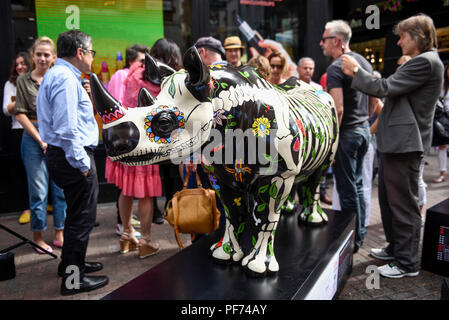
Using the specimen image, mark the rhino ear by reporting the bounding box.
[137,88,156,107]
[143,52,175,85]
[183,46,210,87]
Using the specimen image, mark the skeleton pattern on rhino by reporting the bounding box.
[90,48,338,276]
[202,66,338,273]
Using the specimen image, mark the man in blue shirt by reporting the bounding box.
[37,30,108,295]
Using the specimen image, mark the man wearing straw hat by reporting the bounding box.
[224,36,245,67]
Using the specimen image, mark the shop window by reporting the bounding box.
[209,0,300,63]
[163,0,192,53]
[262,1,300,61]
[11,0,37,53]
[210,0,240,43]
[437,26,449,62]
[351,38,386,73]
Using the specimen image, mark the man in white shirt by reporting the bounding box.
[297,57,323,91]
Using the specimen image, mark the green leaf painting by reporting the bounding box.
[269,183,278,198]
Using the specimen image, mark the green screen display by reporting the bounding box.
[35,0,164,80]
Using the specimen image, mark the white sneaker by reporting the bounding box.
[378,263,419,279]
[116,224,141,238]
[370,247,394,261]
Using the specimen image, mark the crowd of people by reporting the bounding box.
[2,12,448,295]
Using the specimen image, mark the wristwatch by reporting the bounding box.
[353,66,359,76]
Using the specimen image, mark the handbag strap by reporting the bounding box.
[207,189,219,230]
[183,171,202,188]
[171,194,184,248]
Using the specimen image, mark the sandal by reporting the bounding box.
[53,239,63,248]
[119,228,140,254]
[433,176,445,183]
[33,244,53,254]
[138,236,160,259]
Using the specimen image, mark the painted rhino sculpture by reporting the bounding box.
[90,47,339,276]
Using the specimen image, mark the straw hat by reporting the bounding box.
[223,36,245,51]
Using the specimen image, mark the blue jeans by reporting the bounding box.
[334,124,370,249]
[21,129,66,232]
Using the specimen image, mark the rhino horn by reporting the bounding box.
[89,72,127,124]
[137,87,156,107]
[143,52,176,85]
[183,46,210,87]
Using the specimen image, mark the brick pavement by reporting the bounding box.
[0,151,447,300]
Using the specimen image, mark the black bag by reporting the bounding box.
[0,252,16,281]
[432,97,449,146]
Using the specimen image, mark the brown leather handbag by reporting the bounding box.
[164,171,221,248]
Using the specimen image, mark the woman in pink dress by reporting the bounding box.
[106,39,183,259]
[105,44,148,236]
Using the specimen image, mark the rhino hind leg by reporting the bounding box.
[298,168,329,226]
[240,176,288,276]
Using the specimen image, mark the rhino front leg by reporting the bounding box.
[210,218,245,263]
[242,176,292,276]
[242,223,279,275]
[209,182,245,264]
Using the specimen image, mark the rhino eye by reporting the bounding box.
[152,111,178,138]
[158,114,174,132]
[144,106,186,144]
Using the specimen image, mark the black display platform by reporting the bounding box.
[442,278,449,300]
[102,208,355,300]
[422,197,449,277]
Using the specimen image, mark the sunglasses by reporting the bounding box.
[82,48,96,58]
[320,36,336,43]
[270,64,284,69]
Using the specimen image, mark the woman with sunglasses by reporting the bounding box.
[268,51,289,85]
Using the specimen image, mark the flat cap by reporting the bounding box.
[194,36,225,58]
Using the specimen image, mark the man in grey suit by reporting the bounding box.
[341,14,443,278]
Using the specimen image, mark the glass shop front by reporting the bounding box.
[1,0,303,213]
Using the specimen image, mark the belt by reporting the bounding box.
[340,120,369,130]
[47,145,61,151]
[47,145,95,153]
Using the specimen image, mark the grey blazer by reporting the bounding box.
[351,50,443,154]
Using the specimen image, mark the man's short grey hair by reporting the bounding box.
[297,57,315,66]
[325,20,352,44]
[57,30,92,58]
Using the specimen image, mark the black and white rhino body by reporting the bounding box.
[90,47,339,276]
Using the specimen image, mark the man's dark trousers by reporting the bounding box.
[378,151,422,273]
[46,146,98,278]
